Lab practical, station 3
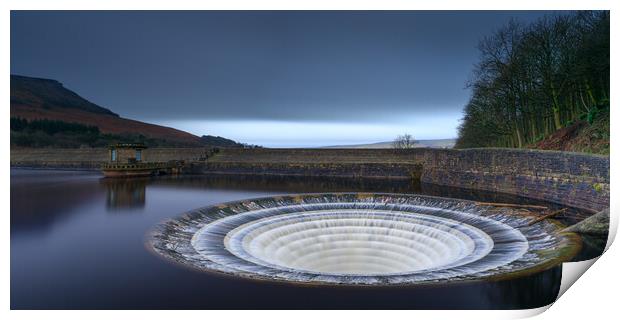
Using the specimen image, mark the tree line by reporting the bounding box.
[10,117,188,148]
[10,117,252,148]
[11,117,100,135]
[456,11,609,149]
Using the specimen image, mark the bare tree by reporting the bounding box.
[456,11,609,150]
[392,133,416,149]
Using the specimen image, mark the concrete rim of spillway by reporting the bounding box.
[147,193,581,287]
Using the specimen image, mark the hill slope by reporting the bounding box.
[10,75,237,147]
[531,111,609,155]
[324,139,456,149]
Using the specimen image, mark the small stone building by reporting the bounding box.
[108,143,147,164]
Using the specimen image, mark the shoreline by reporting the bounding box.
[11,147,610,213]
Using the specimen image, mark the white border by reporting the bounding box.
[3,1,618,319]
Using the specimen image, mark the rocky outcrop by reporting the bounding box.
[563,209,610,235]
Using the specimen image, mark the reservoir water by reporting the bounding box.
[10,169,602,309]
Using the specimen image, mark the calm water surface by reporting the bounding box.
[11,169,600,309]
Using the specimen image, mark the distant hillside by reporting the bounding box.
[200,135,245,148]
[324,139,456,149]
[11,75,119,116]
[10,75,242,148]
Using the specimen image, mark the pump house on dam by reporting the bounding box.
[108,143,146,164]
[101,143,168,177]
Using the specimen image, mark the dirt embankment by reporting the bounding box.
[532,115,609,155]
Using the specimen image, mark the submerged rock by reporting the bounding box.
[563,209,610,235]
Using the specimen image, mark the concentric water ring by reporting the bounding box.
[149,193,580,286]
[222,210,495,276]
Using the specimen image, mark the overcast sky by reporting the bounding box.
[11,11,557,147]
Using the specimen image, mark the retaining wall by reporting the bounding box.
[203,148,424,179]
[204,162,423,179]
[10,147,609,211]
[10,147,211,168]
[10,148,109,169]
[206,148,426,164]
[421,148,610,212]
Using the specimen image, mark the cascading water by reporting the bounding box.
[149,193,580,285]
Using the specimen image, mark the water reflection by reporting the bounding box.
[102,178,147,210]
[10,169,104,232]
[10,169,605,309]
[147,174,421,194]
[481,266,562,310]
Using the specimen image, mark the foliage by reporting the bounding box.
[11,117,99,135]
[10,117,199,148]
[456,11,609,153]
[200,135,257,148]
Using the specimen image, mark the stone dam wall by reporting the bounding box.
[10,147,210,169]
[11,147,609,211]
[204,148,424,179]
[420,149,609,212]
[11,148,109,169]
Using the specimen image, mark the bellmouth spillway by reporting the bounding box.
[148,193,580,286]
